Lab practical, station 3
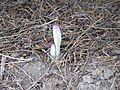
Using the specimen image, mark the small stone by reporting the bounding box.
[83,75,93,83]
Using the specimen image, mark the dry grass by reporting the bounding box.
[0,0,120,90]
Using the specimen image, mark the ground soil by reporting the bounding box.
[0,0,120,90]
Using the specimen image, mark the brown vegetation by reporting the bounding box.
[0,0,120,90]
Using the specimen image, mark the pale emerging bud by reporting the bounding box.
[50,24,62,59]
[53,25,61,47]
[50,44,56,58]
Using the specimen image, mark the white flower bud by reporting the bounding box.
[53,25,61,47]
[50,44,56,58]
[50,25,61,59]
